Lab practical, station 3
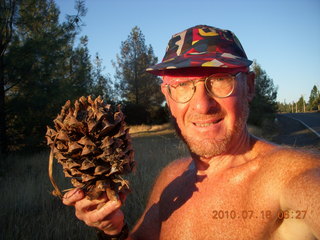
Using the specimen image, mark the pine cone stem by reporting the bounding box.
[48,138,63,199]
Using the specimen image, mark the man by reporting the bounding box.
[63,25,320,240]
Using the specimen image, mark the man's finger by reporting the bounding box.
[62,188,84,206]
[75,196,107,212]
[87,200,122,223]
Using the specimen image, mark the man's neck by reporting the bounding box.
[192,130,257,174]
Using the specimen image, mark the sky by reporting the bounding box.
[55,0,320,104]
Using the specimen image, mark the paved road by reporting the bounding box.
[273,113,320,149]
[284,113,320,137]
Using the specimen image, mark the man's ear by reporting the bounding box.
[246,71,255,102]
[161,84,167,95]
[161,84,171,108]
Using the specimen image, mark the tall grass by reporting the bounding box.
[0,133,189,240]
[0,124,269,240]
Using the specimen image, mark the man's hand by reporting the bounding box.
[63,188,125,235]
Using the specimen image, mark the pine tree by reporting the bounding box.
[91,53,114,101]
[2,0,93,151]
[308,85,320,111]
[0,0,19,154]
[297,95,306,112]
[113,26,164,123]
[249,60,278,126]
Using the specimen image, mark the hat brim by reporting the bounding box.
[146,53,252,76]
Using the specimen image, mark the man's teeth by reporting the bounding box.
[195,123,213,127]
[194,121,220,127]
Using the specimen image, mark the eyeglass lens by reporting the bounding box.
[168,74,235,103]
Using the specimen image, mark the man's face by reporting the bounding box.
[162,71,255,158]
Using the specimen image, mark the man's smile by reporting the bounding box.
[192,118,223,127]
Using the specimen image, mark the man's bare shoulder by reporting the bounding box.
[263,145,320,238]
[254,139,320,189]
[152,157,192,200]
[260,142,320,171]
[161,157,193,178]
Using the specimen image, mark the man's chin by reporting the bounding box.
[183,134,232,158]
[171,118,231,157]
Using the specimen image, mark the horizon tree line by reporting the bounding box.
[277,85,320,113]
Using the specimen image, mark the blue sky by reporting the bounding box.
[55,0,320,103]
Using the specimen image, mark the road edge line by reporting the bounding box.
[285,115,320,138]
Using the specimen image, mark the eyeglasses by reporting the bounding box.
[165,72,243,103]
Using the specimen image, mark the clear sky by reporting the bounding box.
[55,0,320,104]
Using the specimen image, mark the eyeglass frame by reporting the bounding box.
[163,72,247,103]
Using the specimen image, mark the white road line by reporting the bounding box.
[286,115,320,138]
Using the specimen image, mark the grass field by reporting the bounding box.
[0,123,272,239]
[2,117,318,239]
[0,129,189,240]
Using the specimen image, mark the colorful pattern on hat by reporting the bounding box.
[147,25,252,76]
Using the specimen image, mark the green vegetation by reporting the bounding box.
[113,26,166,125]
[1,0,114,153]
[0,0,168,154]
[248,61,278,127]
[308,85,320,111]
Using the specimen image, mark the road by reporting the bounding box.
[273,112,320,149]
[284,113,320,137]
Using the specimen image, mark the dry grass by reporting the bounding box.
[0,123,270,239]
[0,132,189,239]
[129,123,175,137]
[129,123,267,139]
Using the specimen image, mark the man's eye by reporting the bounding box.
[177,82,191,87]
[170,82,190,89]
[178,82,188,87]
[214,76,229,82]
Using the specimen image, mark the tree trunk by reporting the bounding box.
[0,0,17,154]
[0,58,7,154]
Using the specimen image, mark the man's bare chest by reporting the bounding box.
[157,169,281,240]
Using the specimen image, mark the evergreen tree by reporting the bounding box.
[0,0,19,154]
[64,35,92,98]
[91,53,114,101]
[297,95,306,112]
[2,0,93,151]
[113,26,164,123]
[249,61,278,126]
[308,85,320,111]
[277,101,292,113]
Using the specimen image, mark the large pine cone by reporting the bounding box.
[46,96,135,200]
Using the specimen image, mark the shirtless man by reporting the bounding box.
[63,25,320,240]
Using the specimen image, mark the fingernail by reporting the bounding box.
[75,189,82,194]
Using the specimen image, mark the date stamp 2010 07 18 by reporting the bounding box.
[212,210,307,220]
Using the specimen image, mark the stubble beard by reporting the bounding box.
[174,102,249,158]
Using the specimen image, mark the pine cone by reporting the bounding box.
[46,96,135,200]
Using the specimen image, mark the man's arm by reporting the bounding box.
[63,157,191,240]
[130,157,192,240]
[280,161,320,238]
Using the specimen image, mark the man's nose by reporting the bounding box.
[190,82,218,114]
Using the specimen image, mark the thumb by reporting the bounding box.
[62,188,85,206]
